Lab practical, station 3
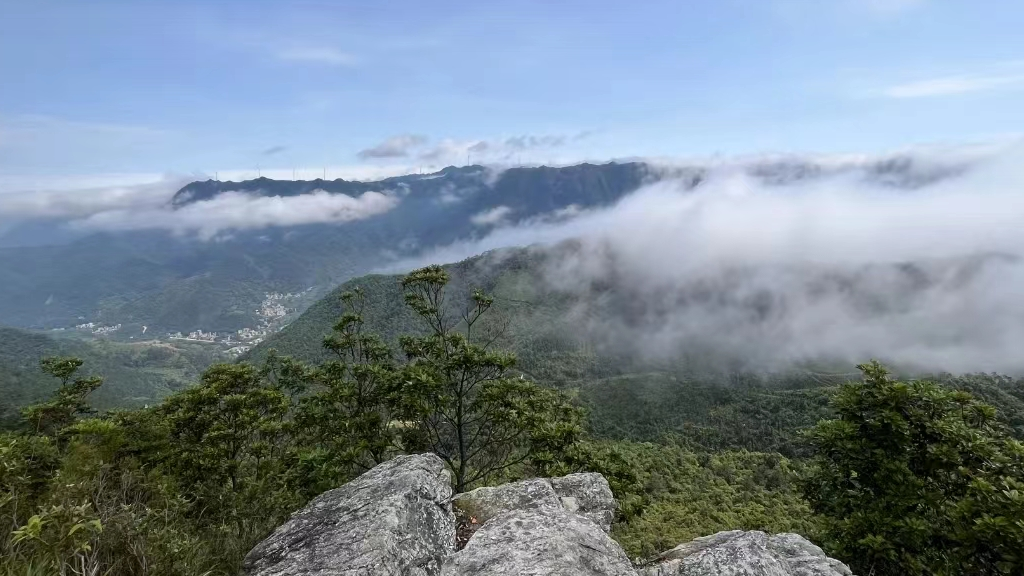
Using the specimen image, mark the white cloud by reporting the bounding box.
[470,205,512,226]
[73,189,398,240]
[418,139,475,163]
[0,172,168,196]
[415,131,589,167]
[275,47,358,66]
[0,163,420,227]
[881,73,1024,99]
[395,146,1024,373]
[357,134,428,159]
[0,177,184,219]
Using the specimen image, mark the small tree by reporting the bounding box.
[804,361,1024,576]
[399,265,584,491]
[22,357,103,437]
[292,288,409,488]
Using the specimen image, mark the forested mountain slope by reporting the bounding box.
[0,326,221,423]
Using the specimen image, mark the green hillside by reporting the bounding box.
[246,246,631,382]
[0,326,221,424]
[248,247,1024,456]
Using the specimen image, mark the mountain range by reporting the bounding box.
[0,155,964,336]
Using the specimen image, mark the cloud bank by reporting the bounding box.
[399,147,1024,374]
[470,205,513,226]
[72,189,397,240]
[0,178,184,220]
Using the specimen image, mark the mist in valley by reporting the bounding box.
[402,147,1024,374]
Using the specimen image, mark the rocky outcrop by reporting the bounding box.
[549,472,617,533]
[242,453,455,576]
[446,474,627,575]
[244,455,852,576]
[442,506,636,576]
[639,530,853,576]
[452,477,561,525]
[451,472,616,533]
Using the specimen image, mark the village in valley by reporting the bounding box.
[61,289,312,357]
[167,290,309,355]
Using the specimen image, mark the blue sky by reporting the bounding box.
[2,0,1023,186]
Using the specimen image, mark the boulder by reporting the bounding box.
[242,453,455,576]
[452,477,561,526]
[451,473,616,536]
[442,506,638,576]
[242,454,845,576]
[549,472,617,533]
[639,530,853,576]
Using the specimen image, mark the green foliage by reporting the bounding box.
[581,372,839,456]
[290,288,408,480]
[608,440,821,560]
[397,265,585,491]
[0,326,220,425]
[2,379,231,575]
[5,267,1024,575]
[160,363,299,536]
[804,361,1024,576]
[21,358,102,437]
[2,266,593,574]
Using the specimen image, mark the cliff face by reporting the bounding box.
[243,453,853,576]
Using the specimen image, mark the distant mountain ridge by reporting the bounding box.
[171,165,480,206]
[0,162,651,332]
[0,155,971,335]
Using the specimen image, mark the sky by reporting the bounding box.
[1,0,1024,190]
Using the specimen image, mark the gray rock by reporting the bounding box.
[451,473,617,535]
[639,530,853,576]
[243,453,455,576]
[442,506,638,576]
[549,473,617,533]
[452,477,561,527]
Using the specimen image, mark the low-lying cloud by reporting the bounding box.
[0,178,184,220]
[0,170,408,240]
[357,134,429,159]
[470,205,512,226]
[399,147,1024,374]
[68,189,395,238]
[72,189,397,240]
